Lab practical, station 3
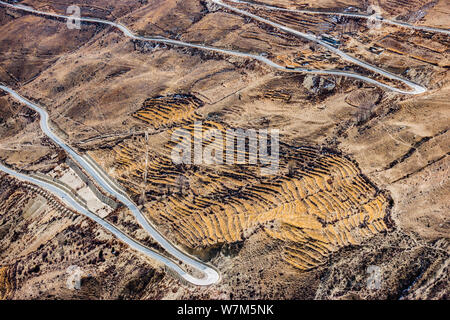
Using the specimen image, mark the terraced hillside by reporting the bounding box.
[133,94,204,130]
[100,93,392,272]
[0,266,12,300]
[263,89,292,102]
[379,0,435,18]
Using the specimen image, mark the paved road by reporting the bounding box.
[0,0,426,94]
[213,0,426,94]
[0,162,214,285]
[0,85,220,286]
[225,0,450,35]
[0,0,437,284]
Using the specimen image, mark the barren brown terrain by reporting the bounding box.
[0,0,448,300]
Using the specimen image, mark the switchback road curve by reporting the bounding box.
[0,85,220,286]
[0,0,427,94]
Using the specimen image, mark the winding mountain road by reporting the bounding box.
[0,0,427,94]
[0,162,217,286]
[212,0,427,94]
[0,0,444,285]
[0,85,220,286]
[224,0,450,35]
